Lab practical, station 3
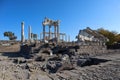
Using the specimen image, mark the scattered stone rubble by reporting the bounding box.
[0,49,120,80]
[0,42,120,80]
[19,42,108,74]
[0,18,119,79]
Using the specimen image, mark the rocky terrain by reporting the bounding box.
[0,44,120,80]
[0,51,119,80]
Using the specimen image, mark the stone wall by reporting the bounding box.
[75,45,107,56]
[20,42,107,57]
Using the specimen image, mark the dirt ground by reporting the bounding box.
[0,43,20,52]
[0,44,120,80]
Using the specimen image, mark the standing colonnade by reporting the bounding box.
[21,17,70,43]
[42,17,60,42]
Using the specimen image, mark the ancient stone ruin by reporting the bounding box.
[19,18,110,74]
[0,17,120,80]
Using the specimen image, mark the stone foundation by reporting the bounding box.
[20,42,107,58]
[75,45,107,56]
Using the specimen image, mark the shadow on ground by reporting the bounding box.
[77,58,111,67]
[1,52,22,58]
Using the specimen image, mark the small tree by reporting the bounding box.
[97,28,119,45]
[4,31,17,40]
[115,34,120,43]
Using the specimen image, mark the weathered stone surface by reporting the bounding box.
[0,41,120,80]
[77,58,92,67]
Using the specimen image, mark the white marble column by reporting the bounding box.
[28,26,31,41]
[49,26,51,40]
[57,26,59,42]
[21,22,25,43]
[40,33,42,41]
[54,26,57,39]
[62,34,64,42]
[43,26,45,41]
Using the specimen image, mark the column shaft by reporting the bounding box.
[43,26,45,41]
[40,33,42,40]
[21,22,25,43]
[62,35,64,42]
[57,26,59,42]
[65,35,67,42]
[28,26,31,41]
[49,26,51,40]
[54,26,57,38]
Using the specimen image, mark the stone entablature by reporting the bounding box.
[76,27,108,43]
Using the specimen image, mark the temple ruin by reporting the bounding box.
[41,17,67,43]
[20,17,69,44]
[76,27,108,45]
[20,18,108,56]
[19,18,110,74]
[0,17,120,80]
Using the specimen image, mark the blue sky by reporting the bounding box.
[0,0,120,41]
